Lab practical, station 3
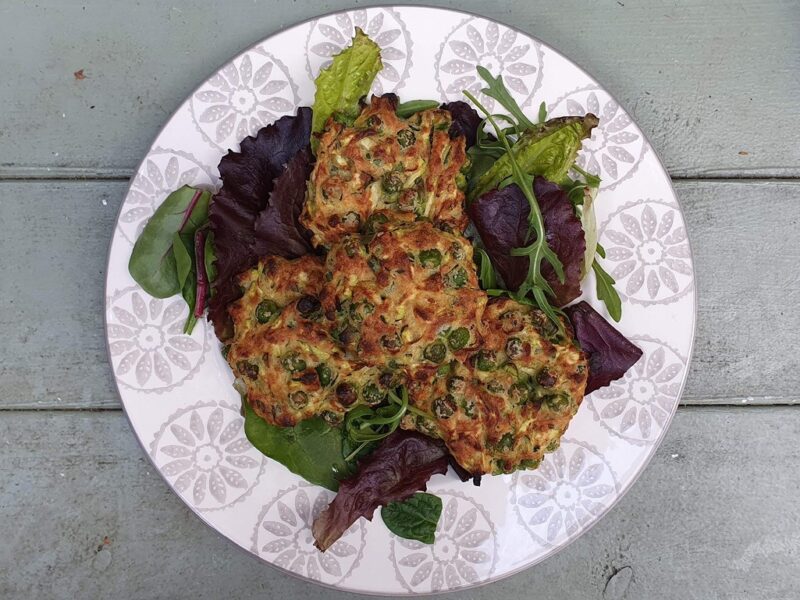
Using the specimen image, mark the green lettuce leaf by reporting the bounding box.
[468,115,598,201]
[242,399,349,491]
[311,27,382,148]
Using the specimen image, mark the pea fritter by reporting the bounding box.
[322,220,486,367]
[301,94,469,248]
[401,298,588,475]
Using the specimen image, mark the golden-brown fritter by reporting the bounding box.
[401,298,588,475]
[301,94,468,248]
[322,220,486,367]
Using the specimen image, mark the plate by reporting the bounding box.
[105,6,696,595]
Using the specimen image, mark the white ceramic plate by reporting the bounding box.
[105,6,696,595]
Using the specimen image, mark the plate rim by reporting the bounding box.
[103,4,698,595]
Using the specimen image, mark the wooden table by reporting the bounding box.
[1,1,798,598]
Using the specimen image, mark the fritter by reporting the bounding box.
[301,94,469,248]
[401,298,589,475]
[322,220,486,367]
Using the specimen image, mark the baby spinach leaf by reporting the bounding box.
[381,493,442,544]
[128,186,211,298]
[172,232,198,333]
[311,27,382,147]
[204,232,217,284]
[242,399,349,491]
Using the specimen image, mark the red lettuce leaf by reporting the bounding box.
[208,107,312,338]
[564,300,643,394]
[252,147,314,258]
[441,100,482,148]
[467,176,586,306]
[312,430,448,552]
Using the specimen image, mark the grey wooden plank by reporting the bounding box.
[0,0,798,179]
[0,407,798,599]
[1,179,798,409]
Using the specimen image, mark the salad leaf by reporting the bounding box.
[208,107,312,339]
[468,176,586,306]
[592,256,622,322]
[579,187,598,278]
[441,100,482,148]
[563,301,642,394]
[475,65,536,130]
[381,493,443,544]
[242,399,349,491]
[193,228,209,321]
[312,430,448,551]
[396,99,439,118]
[311,27,382,146]
[128,186,211,298]
[252,147,315,258]
[469,115,598,201]
[203,231,217,285]
[172,231,198,333]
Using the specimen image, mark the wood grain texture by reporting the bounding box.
[1,408,798,599]
[1,180,796,409]
[0,0,798,179]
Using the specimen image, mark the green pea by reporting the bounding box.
[432,395,456,419]
[447,376,466,395]
[255,299,279,324]
[544,394,570,412]
[321,410,343,426]
[382,172,403,194]
[362,384,385,406]
[364,212,389,234]
[444,266,468,288]
[423,342,447,364]
[497,432,515,452]
[418,249,442,269]
[509,381,531,405]
[368,256,381,273]
[474,350,497,372]
[237,360,259,380]
[397,129,416,147]
[459,398,476,418]
[281,352,307,374]
[519,458,541,469]
[288,391,308,409]
[447,327,470,350]
[505,337,524,359]
[315,364,333,387]
[436,363,451,377]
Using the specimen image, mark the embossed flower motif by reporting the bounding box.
[120,149,216,245]
[514,441,618,545]
[600,200,693,304]
[152,401,265,511]
[107,289,207,391]
[391,492,497,592]
[252,485,365,584]
[436,19,543,109]
[305,9,412,95]
[549,87,646,190]
[190,49,298,149]
[589,338,685,444]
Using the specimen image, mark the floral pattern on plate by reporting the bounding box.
[190,48,299,151]
[587,336,687,445]
[598,198,694,305]
[117,148,217,245]
[251,484,366,585]
[106,287,210,393]
[305,8,413,95]
[390,490,498,593]
[149,400,266,511]
[512,439,619,546]
[549,85,647,190]
[435,17,544,109]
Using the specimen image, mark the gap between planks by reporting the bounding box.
[2,167,800,183]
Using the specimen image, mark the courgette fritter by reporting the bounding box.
[301,94,468,248]
[401,298,588,475]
